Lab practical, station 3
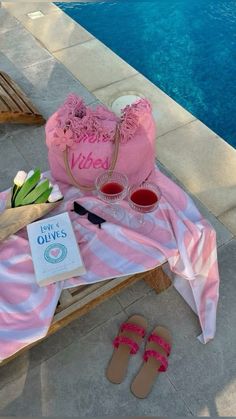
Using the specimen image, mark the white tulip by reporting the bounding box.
[52,183,60,192]
[48,184,63,203]
[13,171,27,187]
[48,190,63,203]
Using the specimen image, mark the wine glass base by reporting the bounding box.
[129,213,155,235]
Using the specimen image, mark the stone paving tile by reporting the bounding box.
[179,372,236,417]
[219,208,236,236]
[69,296,123,336]
[93,72,195,137]
[1,26,51,70]
[21,58,96,100]
[0,137,31,190]
[157,119,236,218]
[54,39,137,92]
[20,10,94,53]
[0,52,22,78]
[2,2,59,18]
[0,7,20,34]
[116,280,151,308]
[157,161,234,248]
[0,125,8,141]
[0,313,191,416]
[9,125,49,174]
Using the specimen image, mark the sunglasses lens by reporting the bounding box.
[73,202,87,215]
[88,213,106,225]
[73,202,106,228]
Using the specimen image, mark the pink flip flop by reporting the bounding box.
[106,314,147,384]
[131,325,172,398]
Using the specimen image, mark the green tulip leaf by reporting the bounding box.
[14,169,41,207]
[21,179,50,205]
[11,185,18,207]
[34,187,53,204]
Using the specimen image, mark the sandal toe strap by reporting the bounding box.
[113,336,139,354]
[143,349,168,372]
[120,322,146,338]
[148,333,171,356]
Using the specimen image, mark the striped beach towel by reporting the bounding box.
[0,168,220,361]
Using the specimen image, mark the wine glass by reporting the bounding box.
[95,171,128,221]
[128,181,161,234]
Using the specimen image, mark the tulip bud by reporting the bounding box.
[48,183,63,203]
[13,171,27,187]
[52,183,60,191]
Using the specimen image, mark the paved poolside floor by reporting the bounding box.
[0,4,236,417]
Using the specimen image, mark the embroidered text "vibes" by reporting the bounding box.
[70,152,109,170]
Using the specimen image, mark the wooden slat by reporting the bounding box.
[58,289,74,308]
[0,85,19,111]
[55,275,132,318]
[0,79,30,113]
[0,97,10,112]
[56,279,129,312]
[0,72,38,113]
[71,282,103,297]
[0,71,45,125]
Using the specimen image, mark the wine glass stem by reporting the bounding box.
[110,204,117,217]
[137,213,145,225]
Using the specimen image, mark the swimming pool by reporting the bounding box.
[57,1,236,148]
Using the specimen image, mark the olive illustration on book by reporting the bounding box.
[12,169,64,207]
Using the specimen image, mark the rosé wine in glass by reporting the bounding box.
[95,171,128,220]
[128,181,161,233]
[130,188,158,212]
[101,182,124,195]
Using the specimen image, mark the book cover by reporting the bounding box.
[27,211,86,287]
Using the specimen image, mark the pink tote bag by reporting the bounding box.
[45,94,156,190]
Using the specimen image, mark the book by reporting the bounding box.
[27,211,86,287]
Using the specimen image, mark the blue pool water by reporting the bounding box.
[57,1,236,148]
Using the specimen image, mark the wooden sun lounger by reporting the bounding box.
[0,71,45,125]
[1,266,171,366]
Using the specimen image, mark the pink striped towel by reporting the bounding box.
[0,168,220,361]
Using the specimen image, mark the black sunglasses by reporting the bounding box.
[71,202,106,229]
